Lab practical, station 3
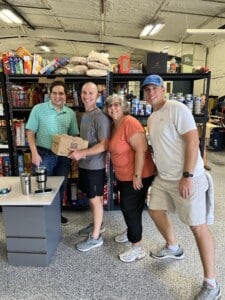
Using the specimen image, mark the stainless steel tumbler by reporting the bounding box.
[35,166,47,191]
[20,173,31,195]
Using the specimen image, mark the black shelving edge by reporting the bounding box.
[194,115,205,123]
[112,72,211,83]
[12,107,32,112]
[6,74,109,84]
[6,72,211,82]
[16,146,30,151]
[0,147,9,151]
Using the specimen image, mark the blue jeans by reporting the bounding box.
[36,147,71,209]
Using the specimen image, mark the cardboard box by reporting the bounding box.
[51,134,88,156]
[118,55,130,73]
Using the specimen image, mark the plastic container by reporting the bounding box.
[169,57,177,73]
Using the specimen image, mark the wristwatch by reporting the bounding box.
[134,174,142,179]
[183,171,194,178]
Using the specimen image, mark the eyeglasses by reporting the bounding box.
[0,187,11,195]
[107,102,121,108]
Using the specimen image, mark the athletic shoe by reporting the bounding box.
[76,235,103,252]
[114,230,128,243]
[78,223,105,237]
[61,215,69,226]
[194,281,221,300]
[150,245,184,260]
[119,246,146,263]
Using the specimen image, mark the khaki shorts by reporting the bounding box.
[149,174,209,226]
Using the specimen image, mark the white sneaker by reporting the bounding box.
[119,246,146,263]
[114,230,128,243]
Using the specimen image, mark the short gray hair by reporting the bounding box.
[103,93,130,115]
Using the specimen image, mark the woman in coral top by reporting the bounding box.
[104,94,156,263]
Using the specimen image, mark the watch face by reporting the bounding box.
[183,172,193,178]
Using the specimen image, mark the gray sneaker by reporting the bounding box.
[78,223,106,237]
[114,230,128,243]
[119,246,146,263]
[150,245,184,260]
[194,282,221,300]
[76,235,103,252]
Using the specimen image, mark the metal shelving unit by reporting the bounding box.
[1,72,211,210]
[4,73,113,210]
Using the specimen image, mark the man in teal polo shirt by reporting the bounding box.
[26,80,79,225]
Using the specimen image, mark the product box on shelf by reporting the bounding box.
[51,134,88,156]
[118,55,130,73]
[39,57,68,75]
[23,56,32,74]
[16,46,32,58]
[32,54,43,74]
[143,52,168,73]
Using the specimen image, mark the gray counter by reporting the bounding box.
[0,176,64,267]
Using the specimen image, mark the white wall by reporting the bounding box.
[207,40,225,97]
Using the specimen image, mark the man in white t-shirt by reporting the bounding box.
[144,74,221,300]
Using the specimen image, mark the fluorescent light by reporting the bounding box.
[139,23,164,38]
[40,45,51,52]
[186,29,225,35]
[149,23,165,36]
[140,24,154,37]
[0,9,22,24]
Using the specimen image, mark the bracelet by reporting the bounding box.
[134,174,142,179]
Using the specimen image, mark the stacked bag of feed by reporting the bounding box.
[54,51,111,76]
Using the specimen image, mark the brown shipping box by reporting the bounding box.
[51,134,88,156]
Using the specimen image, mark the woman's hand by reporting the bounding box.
[132,176,143,190]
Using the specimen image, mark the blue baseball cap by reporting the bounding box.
[142,74,164,88]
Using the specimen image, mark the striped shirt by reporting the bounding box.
[26,101,79,149]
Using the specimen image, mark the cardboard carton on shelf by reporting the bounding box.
[118,55,130,73]
[51,134,88,156]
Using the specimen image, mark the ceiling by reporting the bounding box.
[0,0,225,66]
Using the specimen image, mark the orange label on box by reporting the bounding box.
[118,55,130,73]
